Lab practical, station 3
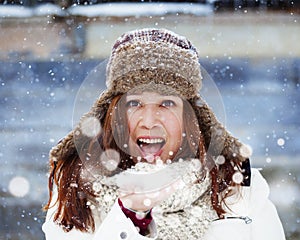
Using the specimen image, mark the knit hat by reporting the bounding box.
[49,28,251,184]
[106,28,202,98]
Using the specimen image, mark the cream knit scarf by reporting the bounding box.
[90,163,217,239]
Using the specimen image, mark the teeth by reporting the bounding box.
[138,138,164,144]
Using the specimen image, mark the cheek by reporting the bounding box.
[163,113,183,130]
[164,117,183,144]
[127,112,137,133]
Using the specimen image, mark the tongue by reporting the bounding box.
[140,143,162,155]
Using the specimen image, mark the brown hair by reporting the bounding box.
[44,93,243,232]
[189,96,246,217]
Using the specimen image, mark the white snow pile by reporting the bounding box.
[0,4,67,18]
[0,2,213,18]
[68,2,213,17]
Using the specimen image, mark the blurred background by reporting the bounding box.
[0,1,299,239]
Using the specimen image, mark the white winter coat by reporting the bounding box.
[42,169,286,240]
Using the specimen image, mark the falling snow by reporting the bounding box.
[80,116,102,138]
[0,3,299,239]
[277,138,285,147]
[100,149,120,172]
[239,144,253,158]
[143,198,152,207]
[215,155,225,165]
[8,176,30,198]
[232,172,244,184]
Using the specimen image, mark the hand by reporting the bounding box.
[118,178,184,212]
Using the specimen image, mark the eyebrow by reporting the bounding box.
[126,94,183,105]
[126,94,180,98]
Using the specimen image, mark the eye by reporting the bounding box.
[126,100,142,108]
[161,100,176,108]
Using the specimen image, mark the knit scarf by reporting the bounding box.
[91,162,217,239]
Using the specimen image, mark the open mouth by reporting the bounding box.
[137,137,166,157]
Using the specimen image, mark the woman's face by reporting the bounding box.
[126,92,183,163]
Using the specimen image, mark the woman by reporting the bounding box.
[43,28,286,240]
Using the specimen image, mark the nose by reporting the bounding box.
[139,104,159,129]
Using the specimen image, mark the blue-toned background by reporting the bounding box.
[0,3,299,239]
